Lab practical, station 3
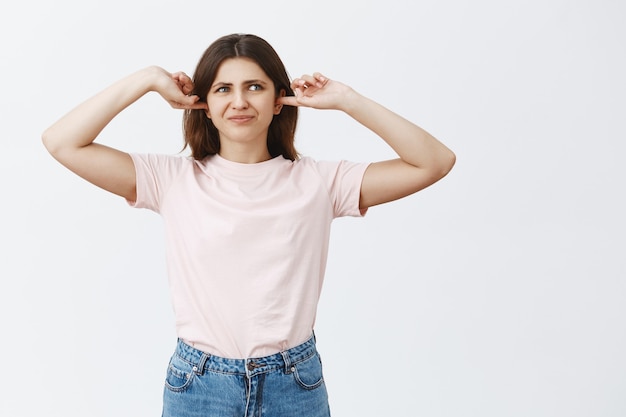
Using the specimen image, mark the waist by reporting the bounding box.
[174,334,318,376]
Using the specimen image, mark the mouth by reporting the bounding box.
[228,115,255,124]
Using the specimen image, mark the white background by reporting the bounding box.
[1,0,625,416]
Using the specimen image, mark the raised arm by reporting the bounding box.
[42,66,207,201]
[278,73,455,209]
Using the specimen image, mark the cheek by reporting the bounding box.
[260,97,279,114]
[206,98,225,116]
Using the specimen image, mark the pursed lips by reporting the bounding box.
[228,115,255,124]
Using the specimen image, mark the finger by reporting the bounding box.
[172,72,195,95]
[276,96,300,107]
[291,76,317,90]
[181,83,194,95]
[312,72,329,86]
[171,95,207,110]
[187,95,208,110]
[171,71,190,81]
[298,73,327,89]
[297,74,319,88]
[171,101,207,110]
[188,101,209,110]
[290,78,306,90]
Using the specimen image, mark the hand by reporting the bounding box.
[152,67,208,110]
[277,72,355,111]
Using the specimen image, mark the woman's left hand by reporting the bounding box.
[277,73,354,111]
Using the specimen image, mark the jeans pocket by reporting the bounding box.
[292,353,324,390]
[164,354,195,392]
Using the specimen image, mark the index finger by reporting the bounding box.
[171,95,208,110]
[276,96,300,107]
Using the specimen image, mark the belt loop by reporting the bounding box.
[194,353,209,375]
[280,350,293,374]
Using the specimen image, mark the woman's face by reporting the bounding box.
[206,57,283,153]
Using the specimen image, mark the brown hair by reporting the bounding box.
[183,34,298,161]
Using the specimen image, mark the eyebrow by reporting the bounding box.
[211,79,269,88]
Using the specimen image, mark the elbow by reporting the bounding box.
[435,148,456,180]
[41,127,64,157]
[445,149,456,175]
[41,128,55,154]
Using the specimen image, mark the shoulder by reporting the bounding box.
[131,153,196,174]
[130,152,193,166]
[295,156,369,179]
[292,156,344,172]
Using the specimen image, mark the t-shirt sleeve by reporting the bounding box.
[127,153,186,212]
[314,159,371,218]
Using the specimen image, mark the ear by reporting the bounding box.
[274,89,286,115]
[205,108,211,119]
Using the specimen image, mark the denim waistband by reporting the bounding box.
[174,335,318,377]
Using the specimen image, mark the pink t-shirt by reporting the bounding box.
[129,153,369,358]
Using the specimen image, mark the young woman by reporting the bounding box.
[43,33,455,417]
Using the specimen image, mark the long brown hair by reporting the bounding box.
[183,34,298,161]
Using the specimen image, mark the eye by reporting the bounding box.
[215,86,229,93]
[249,84,263,91]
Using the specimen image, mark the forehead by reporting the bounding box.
[214,57,272,83]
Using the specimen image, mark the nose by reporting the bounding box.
[232,89,249,109]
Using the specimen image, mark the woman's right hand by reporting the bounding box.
[150,66,208,110]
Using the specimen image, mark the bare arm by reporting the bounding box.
[42,66,207,201]
[278,73,456,209]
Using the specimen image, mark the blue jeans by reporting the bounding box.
[162,335,331,417]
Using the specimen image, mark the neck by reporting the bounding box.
[218,143,272,164]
